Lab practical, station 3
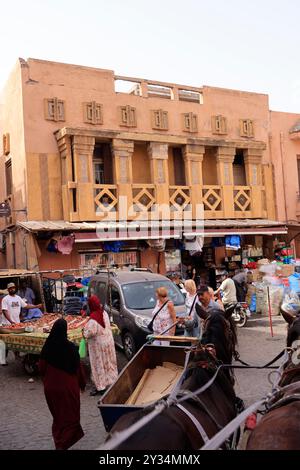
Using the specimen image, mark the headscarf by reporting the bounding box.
[40,318,80,374]
[88,295,105,328]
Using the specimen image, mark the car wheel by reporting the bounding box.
[122,332,136,360]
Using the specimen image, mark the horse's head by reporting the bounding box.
[281,306,300,347]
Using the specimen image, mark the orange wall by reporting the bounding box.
[203,148,218,185]
[20,58,271,155]
[270,111,300,222]
[0,61,27,221]
[132,143,151,183]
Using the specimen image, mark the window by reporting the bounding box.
[2,133,10,155]
[119,105,137,127]
[178,89,203,104]
[44,97,65,121]
[182,113,198,133]
[122,280,185,310]
[212,115,227,135]
[83,102,103,125]
[240,119,254,137]
[109,285,121,310]
[93,158,104,184]
[151,109,168,130]
[147,84,173,99]
[5,160,12,196]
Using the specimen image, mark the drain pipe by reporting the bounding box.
[279,132,288,222]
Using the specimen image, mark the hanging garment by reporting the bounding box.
[184,236,204,253]
[57,235,75,255]
[47,239,58,253]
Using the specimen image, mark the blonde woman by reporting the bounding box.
[151,287,176,346]
[183,279,201,338]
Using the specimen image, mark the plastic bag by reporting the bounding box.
[79,338,86,359]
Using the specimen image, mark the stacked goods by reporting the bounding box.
[261,285,284,316]
[0,314,88,333]
[255,283,266,314]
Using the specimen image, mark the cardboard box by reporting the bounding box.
[278,264,294,278]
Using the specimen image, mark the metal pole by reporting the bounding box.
[267,285,274,337]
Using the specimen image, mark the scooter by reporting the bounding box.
[224,302,250,328]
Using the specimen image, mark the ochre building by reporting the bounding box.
[0,58,298,273]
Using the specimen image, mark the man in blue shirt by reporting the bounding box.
[198,286,223,313]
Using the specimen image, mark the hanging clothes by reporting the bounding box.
[57,235,75,255]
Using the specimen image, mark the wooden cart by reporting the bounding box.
[98,342,195,432]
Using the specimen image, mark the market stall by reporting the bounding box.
[0,313,119,374]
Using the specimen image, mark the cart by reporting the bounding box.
[98,337,198,432]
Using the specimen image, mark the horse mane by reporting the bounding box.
[287,317,300,347]
[184,347,236,404]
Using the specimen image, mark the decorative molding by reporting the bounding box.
[212,115,227,135]
[83,102,103,125]
[147,142,168,160]
[240,119,254,138]
[44,97,65,122]
[157,160,165,183]
[119,105,137,127]
[2,133,10,156]
[182,113,198,133]
[151,109,168,130]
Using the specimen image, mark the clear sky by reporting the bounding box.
[1,0,300,113]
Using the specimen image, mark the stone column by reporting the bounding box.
[57,135,78,220]
[217,146,236,218]
[72,135,95,220]
[112,138,134,220]
[183,144,204,220]
[148,142,169,220]
[244,148,264,218]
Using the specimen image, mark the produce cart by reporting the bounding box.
[0,314,119,375]
[98,342,193,432]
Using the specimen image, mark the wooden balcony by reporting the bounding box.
[62,182,269,222]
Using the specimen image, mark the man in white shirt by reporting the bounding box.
[1,282,43,325]
[215,272,237,309]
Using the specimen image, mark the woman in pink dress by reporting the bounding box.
[152,287,176,346]
[83,295,118,396]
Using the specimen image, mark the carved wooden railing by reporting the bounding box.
[233,186,251,215]
[132,184,156,213]
[94,185,118,216]
[169,186,191,213]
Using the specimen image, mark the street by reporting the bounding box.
[0,313,287,450]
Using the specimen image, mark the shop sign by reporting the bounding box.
[0,201,11,217]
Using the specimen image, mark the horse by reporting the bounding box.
[105,308,241,450]
[246,312,300,450]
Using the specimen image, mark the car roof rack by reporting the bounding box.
[130,268,153,273]
[95,269,117,276]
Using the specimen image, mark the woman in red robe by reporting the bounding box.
[39,318,86,450]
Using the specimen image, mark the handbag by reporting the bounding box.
[184,295,198,330]
[79,337,87,359]
[147,300,169,332]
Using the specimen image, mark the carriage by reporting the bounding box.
[98,336,198,432]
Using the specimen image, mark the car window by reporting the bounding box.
[106,284,121,306]
[122,280,185,310]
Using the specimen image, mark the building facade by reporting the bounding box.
[0,58,297,274]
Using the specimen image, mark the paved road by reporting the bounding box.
[0,313,287,450]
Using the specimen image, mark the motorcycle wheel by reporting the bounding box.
[234,309,247,328]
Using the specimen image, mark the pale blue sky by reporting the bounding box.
[1,0,300,112]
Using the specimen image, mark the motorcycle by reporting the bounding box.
[224,302,250,328]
